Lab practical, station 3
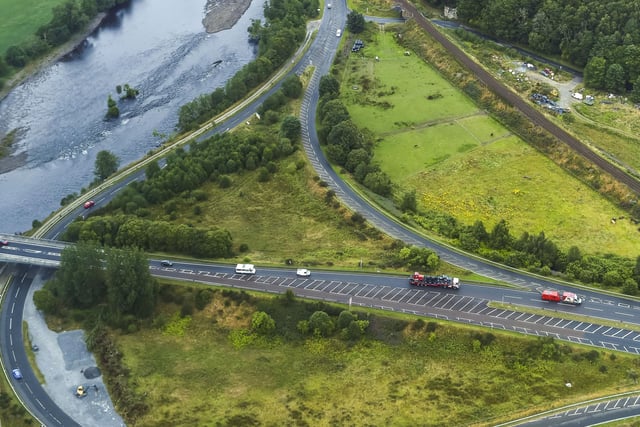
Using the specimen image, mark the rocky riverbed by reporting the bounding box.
[203,0,253,33]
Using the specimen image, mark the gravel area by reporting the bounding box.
[25,271,124,427]
[202,0,252,33]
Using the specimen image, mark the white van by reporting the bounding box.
[336,29,342,37]
[235,264,256,274]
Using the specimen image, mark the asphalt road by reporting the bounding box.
[0,266,81,426]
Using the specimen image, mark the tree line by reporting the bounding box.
[426,0,640,95]
[402,202,640,294]
[177,0,315,131]
[317,74,394,197]
[3,0,129,71]
[34,243,158,326]
[62,215,234,258]
[64,91,303,256]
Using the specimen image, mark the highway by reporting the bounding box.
[1,1,640,426]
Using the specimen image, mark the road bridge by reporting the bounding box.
[0,236,67,267]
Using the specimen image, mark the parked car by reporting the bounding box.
[296,268,311,277]
[161,260,173,267]
[83,200,95,209]
[336,29,341,37]
[12,368,22,380]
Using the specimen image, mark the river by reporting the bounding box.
[0,0,262,233]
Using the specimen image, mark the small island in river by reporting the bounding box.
[203,0,253,33]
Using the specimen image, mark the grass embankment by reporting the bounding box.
[338,28,639,258]
[446,27,640,179]
[116,286,640,426]
[0,0,66,54]
[141,134,423,273]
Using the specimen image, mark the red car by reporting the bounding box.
[83,200,95,209]
[0,240,8,247]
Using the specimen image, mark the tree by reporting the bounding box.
[106,247,157,320]
[94,150,120,181]
[33,289,59,314]
[50,243,107,309]
[251,311,276,335]
[631,75,640,103]
[5,46,28,68]
[363,171,392,196]
[106,94,120,118]
[605,63,625,93]
[281,116,301,140]
[489,219,512,250]
[281,74,303,98]
[121,83,139,99]
[308,311,333,336]
[319,75,340,99]
[145,160,161,180]
[337,310,355,329]
[248,19,263,43]
[320,99,350,129]
[347,11,365,33]
[584,56,606,89]
[400,190,417,213]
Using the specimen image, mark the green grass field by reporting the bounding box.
[340,31,639,257]
[341,29,479,135]
[116,290,640,426]
[146,147,402,272]
[0,0,67,54]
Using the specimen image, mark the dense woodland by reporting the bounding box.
[426,0,640,94]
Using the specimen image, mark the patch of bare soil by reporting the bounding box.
[202,0,253,33]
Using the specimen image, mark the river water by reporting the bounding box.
[0,0,262,233]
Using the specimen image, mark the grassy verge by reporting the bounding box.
[111,283,640,426]
[336,26,638,258]
[21,322,45,384]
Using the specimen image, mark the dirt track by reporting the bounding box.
[399,0,640,196]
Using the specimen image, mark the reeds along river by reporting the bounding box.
[0,0,262,233]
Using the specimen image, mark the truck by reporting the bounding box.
[409,272,460,289]
[541,289,583,305]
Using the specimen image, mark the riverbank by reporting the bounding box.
[0,13,107,173]
[0,13,107,103]
[202,0,252,33]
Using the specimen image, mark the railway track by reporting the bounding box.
[399,1,640,196]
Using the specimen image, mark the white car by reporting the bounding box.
[296,268,311,277]
[336,29,342,37]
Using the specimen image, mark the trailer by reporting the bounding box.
[541,289,583,305]
[409,272,460,289]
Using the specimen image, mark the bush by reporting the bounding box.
[195,289,214,310]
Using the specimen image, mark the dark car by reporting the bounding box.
[83,200,95,209]
[12,368,22,380]
[161,260,173,267]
